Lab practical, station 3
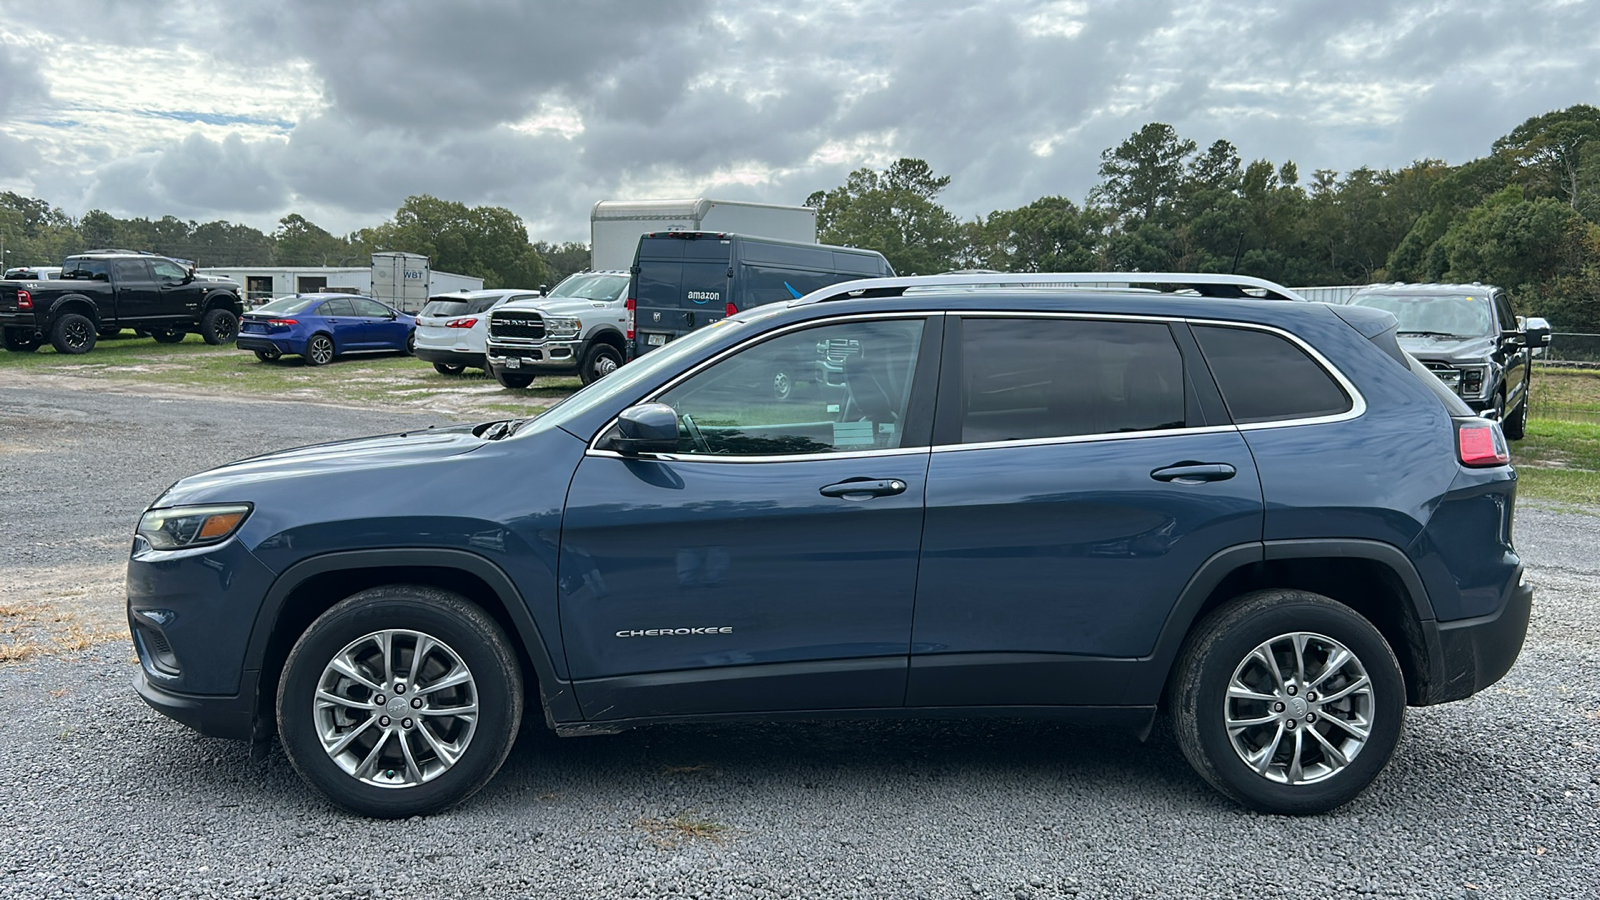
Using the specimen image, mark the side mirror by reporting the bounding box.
[606,403,680,455]
[1526,318,1552,348]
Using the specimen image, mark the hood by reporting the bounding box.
[495,296,621,315]
[1397,333,1495,363]
[152,424,487,508]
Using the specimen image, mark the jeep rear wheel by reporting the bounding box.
[276,586,523,818]
[1170,589,1405,815]
[201,308,239,345]
[50,313,97,354]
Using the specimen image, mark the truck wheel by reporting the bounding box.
[1503,396,1528,441]
[275,585,523,818]
[305,333,335,367]
[578,342,623,385]
[494,368,534,389]
[1170,589,1405,815]
[200,308,239,345]
[2,328,41,353]
[434,362,466,375]
[50,313,97,354]
[150,328,186,344]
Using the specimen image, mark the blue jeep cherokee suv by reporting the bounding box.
[127,273,1531,818]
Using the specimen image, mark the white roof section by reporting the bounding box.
[591,197,815,221]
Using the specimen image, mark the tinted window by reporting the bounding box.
[253,296,318,315]
[1192,325,1351,424]
[61,259,111,281]
[959,318,1186,443]
[318,297,355,317]
[655,319,925,456]
[467,295,511,314]
[113,259,150,282]
[421,298,469,317]
[739,266,860,308]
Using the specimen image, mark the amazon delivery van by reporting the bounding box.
[627,231,894,358]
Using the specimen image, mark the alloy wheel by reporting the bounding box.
[1224,631,1373,785]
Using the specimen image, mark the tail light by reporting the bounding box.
[446,317,477,329]
[267,318,297,329]
[625,297,635,341]
[16,289,31,310]
[725,302,738,317]
[1457,420,1510,467]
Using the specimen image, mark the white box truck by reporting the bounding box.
[589,198,817,271]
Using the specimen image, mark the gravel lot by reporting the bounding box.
[2,382,1598,899]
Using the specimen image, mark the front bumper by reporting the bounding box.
[416,346,486,368]
[486,338,581,374]
[134,667,256,740]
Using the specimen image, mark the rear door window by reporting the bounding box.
[318,297,355,317]
[112,259,152,283]
[956,318,1187,443]
[1192,324,1351,424]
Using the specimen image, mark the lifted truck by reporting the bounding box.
[0,250,244,354]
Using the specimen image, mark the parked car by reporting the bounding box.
[414,289,540,375]
[129,272,1528,818]
[1343,283,1548,439]
[1,251,242,354]
[485,270,631,388]
[236,294,416,366]
[2,265,61,280]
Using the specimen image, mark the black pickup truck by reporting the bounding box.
[1,250,244,354]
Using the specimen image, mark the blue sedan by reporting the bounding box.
[238,294,416,366]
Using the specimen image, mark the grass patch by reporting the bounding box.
[0,331,583,414]
[1513,417,1600,508]
[636,813,732,847]
[1531,366,1600,420]
[0,601,122,664]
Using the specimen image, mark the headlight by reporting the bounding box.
[545,316,581,337]
[136,503,253,550]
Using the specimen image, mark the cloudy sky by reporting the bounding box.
[1,0,1597,243]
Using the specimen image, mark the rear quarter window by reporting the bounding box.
[421,299,469,317]
[1192,324,1352,424]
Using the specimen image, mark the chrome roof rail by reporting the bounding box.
[804,271,1311,304]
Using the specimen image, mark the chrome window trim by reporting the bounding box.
[931,424,1239,455]
[1183,318,1367,431]
[584,311,937,462]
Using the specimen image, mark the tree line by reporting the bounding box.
[5,103,1598,329]
[806,105,1600,332]
[0,192,591,291]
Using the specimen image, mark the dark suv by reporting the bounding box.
[1344,283,1549,439]
[127,273,1531,818]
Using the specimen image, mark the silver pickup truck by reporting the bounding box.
[484,271,630,388]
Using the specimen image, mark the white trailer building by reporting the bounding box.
[589,198,818,271]
[201,253,483,312]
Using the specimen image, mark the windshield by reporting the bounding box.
[517,319,746,436]
[251,296,320,315]
[547,272,629,302]
[1348,292,1494,338]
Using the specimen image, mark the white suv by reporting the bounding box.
[414,289,540,374]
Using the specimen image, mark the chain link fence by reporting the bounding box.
[1541,332,1600,365]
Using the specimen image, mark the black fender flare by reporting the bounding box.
[201,290,243,316]
[242,548,578,726]
[1123,538,1437,704]
[47,294,101,328]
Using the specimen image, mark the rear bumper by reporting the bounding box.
[1,311,40,331]
[236,335,294,354]
[416,346,486,368]
[1416,574,1533,705]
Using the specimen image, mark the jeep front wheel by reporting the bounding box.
[50,313,97,354]
[1170,589,1405,815]
[276,586,523,818]
[200,308,239,345]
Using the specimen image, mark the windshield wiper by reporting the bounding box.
[1397,330,1468,339]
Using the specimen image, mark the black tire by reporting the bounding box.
[578,341,624,386]
[405,330,416,355]
[50,313,97,354]
[434,362,466,375]
[254,348,282,363]
[200,307,239,345]
[275,585,524,818]
[1170,589,1405,815]
[494,368,534,389]
[150,328,186,344]
[1503,396,1527,441]
[305,333,335,367]
[97,327,121,339]
[2,328,41,353]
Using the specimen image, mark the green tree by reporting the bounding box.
[532,240,592,286]
[806,158,964,275]
[360,195,548,289]
[1090,123,1197,226]
[965,196,1103,272]
[1493,104,1600,211]
[273,214,351,266]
